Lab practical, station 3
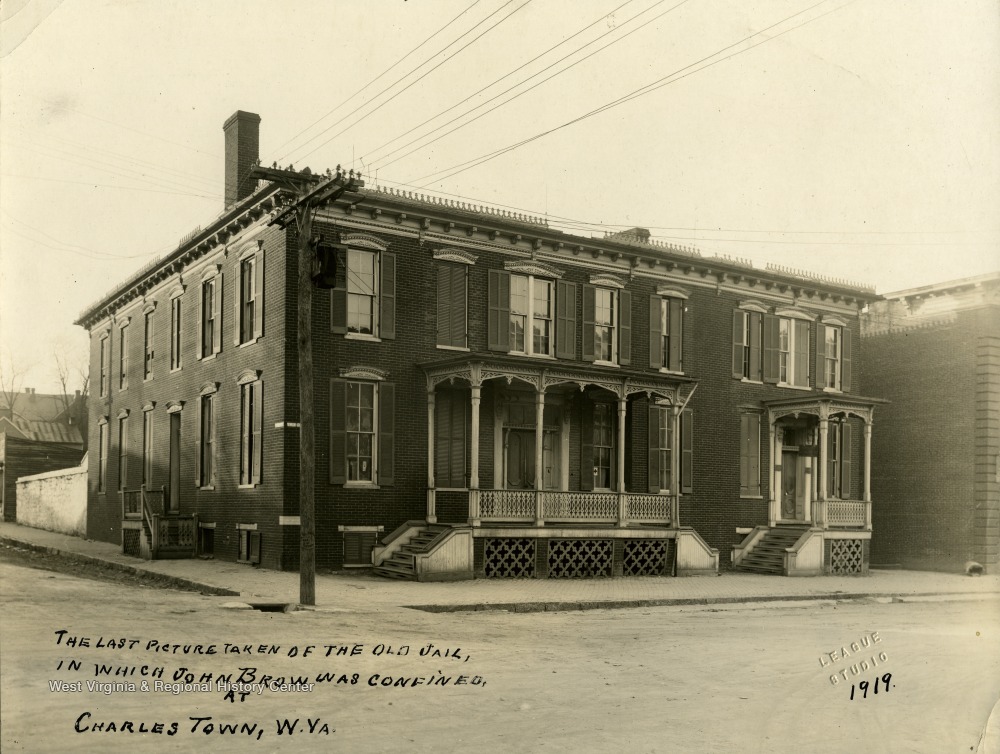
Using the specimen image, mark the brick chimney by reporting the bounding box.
[223,110,261,208]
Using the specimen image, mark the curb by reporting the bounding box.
[0,536,240,597]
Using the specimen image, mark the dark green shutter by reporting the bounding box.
[580,397,594,490]
[582,285,596,362]
[650,297,663,369]
[648,403,660,493]
[732,310,744,377]
[331,249,347,334]
[618,290,631,365]
[681,410,693,494]
[841,328,852,392]
[556,280,576,359]
[762,314,780,384]
[487,269,510,352]
[380,251,396,340]
[668,298,683,371]
[379,382,394,486]
[329,379,346,484]
[794,320,809,386]
[841,421,852,498]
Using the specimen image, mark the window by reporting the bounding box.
[143,309,154,379]
[239,379,263,485]
[200,275,221,359]
[435,389,467,488]
[582,284,631,365]
[777,318,809,387]
[436,263,467,348]
[341,528,380,567]
[117,416,128,492]
[198,393,215,487]
[816,322,852,391]
[142,409,153,486]
[170,296,182,370]
[237,248,263,344]
[827,420,853,499]
[732,310,762,381]
[648,404,684,494]
[330,378,394,486]
[97,419,108,493]
[650,296,684,371]
[657,406,673,492]
[118,323,129,390]
[99,335,109,397]
[331,246,396,340]
[508,274,554,356]
[489,269,575,358]
[237,527,261,564]
[593,403,614,490]
[740,413,762,497]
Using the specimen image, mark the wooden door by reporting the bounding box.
[168,412,180,513]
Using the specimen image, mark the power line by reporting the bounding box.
[0,172,219,200]
[365,0,641,165]
[414,0,847,186]
[287,0,534,165]
[270,0,485,160]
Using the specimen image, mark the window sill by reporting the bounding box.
[776,383,811,391]
[238,337,261,349]
[740,494,764,500]
[658,368,686,376]
[143,376,154,383]
[739,378,763,385]
[199,485,215,492]
[170,367,182,374]
[436,344,470,352]
[344,482,380,489]
[509,351,556,360]
[119,385,128,392]
[593,360,619,368]
[346,333,382,343]
[237,483,260,490]
[822,387,843,394]
[199,353,219,363]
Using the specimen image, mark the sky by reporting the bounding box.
[1,0,998,393]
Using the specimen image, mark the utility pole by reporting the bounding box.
[250,164,363,606]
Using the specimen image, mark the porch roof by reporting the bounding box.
[420,352,696,402]
[763,392,888,424]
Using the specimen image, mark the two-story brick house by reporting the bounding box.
[75,112,884,578]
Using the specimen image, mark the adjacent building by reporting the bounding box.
[74,112,884,578]
[862,273,1000,573]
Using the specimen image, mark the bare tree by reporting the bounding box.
[0,349,29,419]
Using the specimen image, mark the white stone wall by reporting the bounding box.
[16,458,87,537]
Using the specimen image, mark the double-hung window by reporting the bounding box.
[198,387,217,488]
[117,414,129,492]
[99,334,109,397]
[97,418,108,493]
[143,308,155,379]
[827,420,853,499]
[733,309,763,381]
[239,376,263,486]
[817,320,852,392]
[330,376,395,486]
[236,242,264,345]
[776,317,809,387]
[734,306,812,387]
[650,294,685,371]
[508,275,554,356]
[118,323,129,390]
[582,278,631,365]
[240,257,256,342]
[331,239,396,340]
[142,407,154,487]
[593,289,616,363]
[647,405,693,495]
[200,272,222,358]
[489,265,573,358]
[170,295,182,370]
[592,402,614,490]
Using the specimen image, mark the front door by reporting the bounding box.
[781,449,803,520]
[505,429,559,490]
[168,412,180,513]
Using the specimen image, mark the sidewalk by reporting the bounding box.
[3,521,999,613]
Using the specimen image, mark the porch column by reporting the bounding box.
[863,421,872,503]
[617,396,628,527]
[672,404,682,528]
[534,388,545,525]
[768,419,778,526]
[426,389,436,524]
[818,415,829,502]
[470,385,481,490]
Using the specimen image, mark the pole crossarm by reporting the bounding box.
[251,165,365,229]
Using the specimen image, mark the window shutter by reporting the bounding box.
[252,381,263,484]
[794,320,809,386]
[331,248,347,334]
[827,424,837,499]
[747,414,761,497]
[233,265,241,345]
[618,290,631,365]
[580,397,594,491]
[762,314,779,384]
[556,280,577,359]
[249,531,261,564]
[434,393,449,485]
[450,265,466,348]
[647,403,660,493]
[452,394,466,487]
[841,328,852,392]
[487,269,511,352]
[380,251,396,340]
[436,265,452,346]
[253,250,265,340]
[668,298,683,371]
[378,382,395,486]
[329,379,346,484]
[681,410,693,494]
[212,274,223,354]
[240,387,250,484]
[841,421,852,498]
[582,285,596,362]
[816,323,827,386]
[195,400,201,485]
[739,415,749,493]
[732,311,744,378]
[650,297,663,369]
[748,312,762,381]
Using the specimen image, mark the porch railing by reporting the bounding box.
[813,499,871,530]
[475,489,673,526]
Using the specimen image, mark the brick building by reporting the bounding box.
[861,273,1000,573]
[75,112,884,578]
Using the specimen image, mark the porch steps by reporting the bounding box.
[736,526,810,575]
[373,524,452,581]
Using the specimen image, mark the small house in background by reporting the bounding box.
[862,272,1000,573]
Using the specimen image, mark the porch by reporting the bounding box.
[121,485,198,560]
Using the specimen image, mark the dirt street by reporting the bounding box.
[1,558,997,753]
